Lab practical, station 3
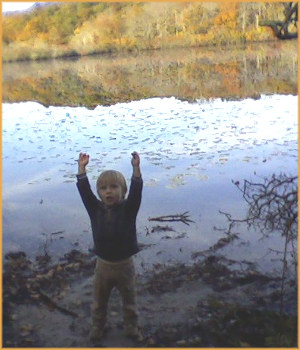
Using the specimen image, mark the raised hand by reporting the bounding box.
[131,151,140,167]
[78,152,89,174]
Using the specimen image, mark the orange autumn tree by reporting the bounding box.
[210,2,241,44]
[214,2,238,29]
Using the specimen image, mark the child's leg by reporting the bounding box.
[115,258,139,335]
[91,258,113,333]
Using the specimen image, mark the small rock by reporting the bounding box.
[176,339,187,346]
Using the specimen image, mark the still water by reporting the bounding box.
[2,94,297,274]
[2,41,298,107]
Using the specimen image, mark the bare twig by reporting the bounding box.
[148,211,194,226]
[222,173,298,316]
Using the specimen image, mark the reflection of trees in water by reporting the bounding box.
[2,42,297,107]
[221,173,297,314]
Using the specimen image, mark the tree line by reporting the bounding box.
[2,2,293,62]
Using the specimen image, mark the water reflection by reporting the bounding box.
[2,41,297,108]
[2,95,297,273]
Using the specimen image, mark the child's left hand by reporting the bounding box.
[131,151,140,167]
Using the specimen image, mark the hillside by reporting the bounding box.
[2,2,291,62]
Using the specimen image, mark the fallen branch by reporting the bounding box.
[50,230,65,236]
[151,225,175,233]
[148,212,194,226]
[33,288,78,318]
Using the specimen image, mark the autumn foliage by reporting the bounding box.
[2,2,291,62]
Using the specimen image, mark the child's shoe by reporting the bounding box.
[89,327,104,343]
[125,326,144,342]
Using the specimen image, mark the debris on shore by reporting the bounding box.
[3,248,297,347]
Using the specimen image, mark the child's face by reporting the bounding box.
[98,181,124,206]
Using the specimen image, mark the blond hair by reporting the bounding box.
[96,170,127,198]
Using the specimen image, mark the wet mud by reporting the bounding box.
[3,247,297,347]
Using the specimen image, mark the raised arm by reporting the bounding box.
[131,151,141,178]
[76,152,99,218]
[126,152,143,214]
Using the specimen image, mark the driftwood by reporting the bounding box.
[148,212,194,226]
[151,225,175,233]
[34,288,78,317]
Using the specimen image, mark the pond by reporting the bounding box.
[2,41,297,107]
[2,42,298,275]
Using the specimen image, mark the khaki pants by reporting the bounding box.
[92,257,139,333]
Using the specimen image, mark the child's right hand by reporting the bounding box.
[78,152,89,171]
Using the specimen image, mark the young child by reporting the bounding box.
[76,151,143,343]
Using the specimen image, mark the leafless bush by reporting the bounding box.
[220,173,298,314]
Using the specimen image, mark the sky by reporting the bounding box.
[2,2,35,13]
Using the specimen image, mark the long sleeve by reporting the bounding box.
[126,175,143,215]
[76,174,100,218]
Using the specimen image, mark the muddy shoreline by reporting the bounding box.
[3,245,297,348]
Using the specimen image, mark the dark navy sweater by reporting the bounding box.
[76,174,143,261]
